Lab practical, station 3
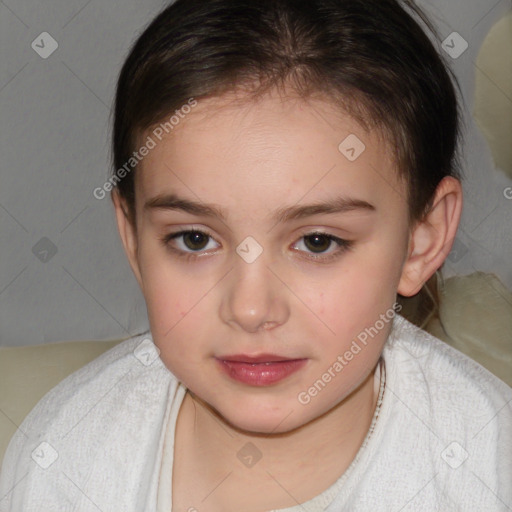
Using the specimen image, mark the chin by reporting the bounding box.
[211,399,308,436]
[227,414,292,435]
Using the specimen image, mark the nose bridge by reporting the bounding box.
[220,252,289,333]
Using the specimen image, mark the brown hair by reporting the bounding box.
[111,0,462,327]
[112,0,461,221]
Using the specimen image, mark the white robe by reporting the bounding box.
[1,315,511,511]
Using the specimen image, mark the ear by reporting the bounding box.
[111,190,144,290]
[398,176,463,297]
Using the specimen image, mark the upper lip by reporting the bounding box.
[216,354,304,363]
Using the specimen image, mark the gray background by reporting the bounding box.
[1,0,511,346]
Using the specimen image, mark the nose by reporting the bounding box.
[219,256,290,333]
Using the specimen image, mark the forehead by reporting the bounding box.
[135,90,407,219]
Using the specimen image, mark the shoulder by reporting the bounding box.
[347,314,512,510]
[0,333,180,508]
[18,332,173,435]
[383,314,512,432]
[377,314,512,507]
[385,314,512,406]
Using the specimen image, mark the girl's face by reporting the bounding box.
[119,91,412,434]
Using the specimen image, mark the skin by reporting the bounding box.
[113,89,463,510]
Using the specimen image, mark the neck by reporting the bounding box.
[176,362,381,506]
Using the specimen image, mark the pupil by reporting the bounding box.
[305,234,330,253]
[184,232,208,250]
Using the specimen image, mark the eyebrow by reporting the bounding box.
[144,193,375,222]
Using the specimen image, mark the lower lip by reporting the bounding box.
[216,358,307,386]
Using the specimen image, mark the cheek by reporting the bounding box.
[144,284,207,379]
[143,277,185,336]
[137,247,195,339]
[298,248,401,345]
[137,252,215,372]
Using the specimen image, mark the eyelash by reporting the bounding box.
[160,229,353,263]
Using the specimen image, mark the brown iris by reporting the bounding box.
[303,234,332,253]
[183,231,209,251]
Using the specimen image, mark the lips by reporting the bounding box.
[219,353,298,363]
[215,354,307,386]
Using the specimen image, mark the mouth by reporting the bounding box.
[215,354,307,386]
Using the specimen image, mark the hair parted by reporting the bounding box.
[112,0,461,226]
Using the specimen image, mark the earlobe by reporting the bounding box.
[111,190,144,290]
[398,176,463,297]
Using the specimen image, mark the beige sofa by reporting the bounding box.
[1,272,511,465]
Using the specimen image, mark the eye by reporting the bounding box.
[162,230,220,254]
[291,232,352,259]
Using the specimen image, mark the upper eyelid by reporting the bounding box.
[291,233,349,253]
[166,226,218,241]
[165,229,349,252]
[166,229,220,247]
[166,228,344,241]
